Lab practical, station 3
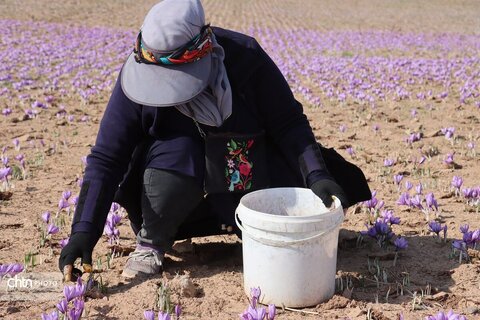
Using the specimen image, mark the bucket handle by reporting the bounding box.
[235,213,343,247]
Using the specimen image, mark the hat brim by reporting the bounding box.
[121,52,211,107]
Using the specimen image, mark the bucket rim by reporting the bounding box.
[238,187,342,220]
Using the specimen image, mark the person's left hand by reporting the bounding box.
[310,178,348,208]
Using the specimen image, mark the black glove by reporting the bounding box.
[310,177,348,208]
[59,232,97,280]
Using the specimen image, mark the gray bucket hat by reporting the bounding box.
[121,0,212,107]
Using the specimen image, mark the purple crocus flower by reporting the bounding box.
[58,197,69,211]
[109,212,122,226]
[339,124,347,133]
[42,211,51,224]
[393,174,403,186]
[451,176,463,190]
[425,309,466,320]
[444,153,454,165]
[250,287,261,308]
[441,127,455,139]
[267,304,276,320]
[0,167,12,180]
[2,108,12,116]
[425,193,438,211]
[110,202,120,212]
[397,192,411,206]
[415,183,423,195]
[56,299,68,314]
[375,221,389,235]
[0,265,8,277]
[346,147,355,157]
[144,310,155,320]
[59,237,70,248]
[75,277,86,297]
[158,311,171,320]
[47,224,59,235]
[175,305,182,318]
[452,240,466,251]
[68,306,83,320]
[407,132,422,144]
[73,299,85,315]
[63,279,84,302]
[384,158,396,167]
[405,181,413,191]
[409,194,424,209]
[242,306,266,320]
[62,190,72,200]
[460,224,470,233]
[63,285,77,302]
[3,263,24,277]
[12,138,19,149]
[69,196,79,206]
[428,221,444,236]
[41,310,59,320]
[394,237,408,250]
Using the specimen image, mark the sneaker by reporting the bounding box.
[121,247,164,278]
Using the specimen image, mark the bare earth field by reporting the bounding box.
[0,0,479,319]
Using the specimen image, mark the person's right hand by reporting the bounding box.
[59,232,96,281]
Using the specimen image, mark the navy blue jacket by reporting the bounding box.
[72,27,370,238]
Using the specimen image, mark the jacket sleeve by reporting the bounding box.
[250,43,325,185]
[71,73,145,238]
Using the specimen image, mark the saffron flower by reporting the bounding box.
[56,299,68,314]
[58,197,70,212]
[384,158,396,167]
[440,127,455,139]
[0,167,12,181]
[0,263,24,277]
[250,287,261,308]
[425,309,466,320]
[393,174,403,186]
[346,147,355,157]
[42,211,51,224]
[143,310,155,320]
[444,153,454,166]
[397,192,411,206]
[59,237,70,248]
[415,183,423,195]
[158,312,171,320]
[62,190,72,200]
[175,305,182,318]
[41,310,59,320]
[428,221,446,241]
[425,193,439,211]
[394,237,408,250]
[452,176,463,196]
[267,304,276,320]
[405,181,413,191]
[406,132,421,144]
[47,223,60,235]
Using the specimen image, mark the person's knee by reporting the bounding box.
[143,168,204,213]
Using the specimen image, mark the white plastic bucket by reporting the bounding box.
[235,187,344,308]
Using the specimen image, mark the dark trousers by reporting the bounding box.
[136,168,205,251]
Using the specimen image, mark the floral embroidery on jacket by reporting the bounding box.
[225,139,254,191]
